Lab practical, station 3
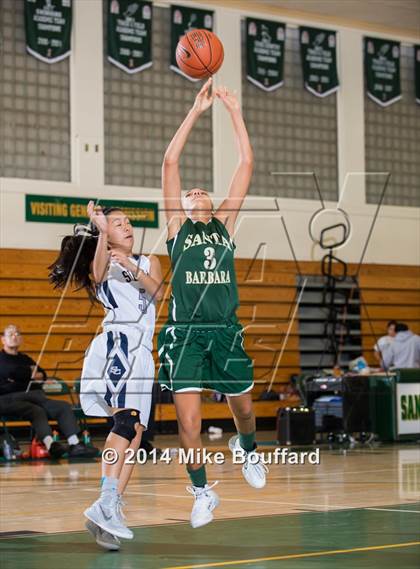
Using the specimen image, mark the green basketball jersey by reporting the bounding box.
[167,217,239,324]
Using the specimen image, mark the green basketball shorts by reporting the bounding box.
[157,322,254,395]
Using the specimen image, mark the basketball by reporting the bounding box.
[176,29,224,79]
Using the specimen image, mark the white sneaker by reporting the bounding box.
[84,494,134,540]
[116,495,128,525]
[85,519,121,551]
[229,435,268,489]
[187,481,220,528]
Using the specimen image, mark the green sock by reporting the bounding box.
[239,431,256,452]
[187,465,207,488]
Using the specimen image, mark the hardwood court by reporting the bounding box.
[1,434,419,569]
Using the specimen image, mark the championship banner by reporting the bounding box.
[107,0,153,74]
[415,45,420,104]
[170,4,213,81]
[364,37,401,107]
[24,0,72,64]
[300,27,339,97]
[26,195,159,228]
[245,18,285,92]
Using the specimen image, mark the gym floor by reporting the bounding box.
[1,433,419,569]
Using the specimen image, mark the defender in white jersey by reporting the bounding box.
[49,201,163,550]
[81,253,156,419]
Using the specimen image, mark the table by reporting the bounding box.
[369,369,420,441]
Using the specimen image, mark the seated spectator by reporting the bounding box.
[0,325,98,459]
[381,323,420,370]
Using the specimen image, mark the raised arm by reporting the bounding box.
[147,254,164,302]
[87,200,110,284]
[214,87,254,235]
[162,77,214,240]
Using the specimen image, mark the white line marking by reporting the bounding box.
[122,490,411,513]
[367,508,420,514]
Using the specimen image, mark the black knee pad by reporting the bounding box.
[111,409,140,442]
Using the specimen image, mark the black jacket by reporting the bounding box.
[0,350,47,395]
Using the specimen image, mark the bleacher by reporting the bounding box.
[1,248,419,429]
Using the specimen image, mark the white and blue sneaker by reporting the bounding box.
[229,435,268,489]
[116,495,129,526]
[85,519,121,551]
[84,494,133,540]
[187,481,220,528]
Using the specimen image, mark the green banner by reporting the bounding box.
[25,195,159,228]
[300,27,339,97]
[415,45,420,105]
[245,18,285,92]
[25,0,72,64]
[364,37,401,107]
[107,0,153,74]
[170,4,214,82]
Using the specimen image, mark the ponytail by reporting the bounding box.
[48,224,99,302]
[48,206,121,303]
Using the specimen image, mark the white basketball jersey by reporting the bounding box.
[96,255,156,350]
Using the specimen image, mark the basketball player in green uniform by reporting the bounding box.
[158,78,268,528]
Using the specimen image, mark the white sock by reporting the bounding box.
[67,434,79,446]
[102,476,119,493]
[43,435,53,450]
[100,477,119,503]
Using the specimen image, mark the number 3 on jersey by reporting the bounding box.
[203,246,216,270]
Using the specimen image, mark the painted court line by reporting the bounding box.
[125,490,413,514]
[163,541,420,569]
[125,490,349,510]
[367,507,420,514]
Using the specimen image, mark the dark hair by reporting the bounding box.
[48,207,121,303]
[395,322,409,333]
[387,320,397,329]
